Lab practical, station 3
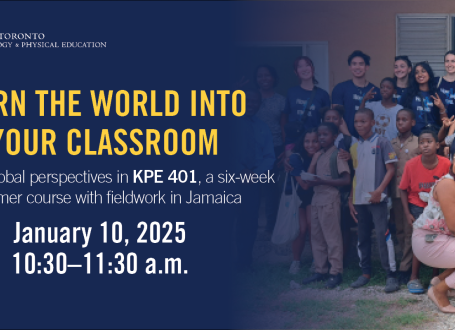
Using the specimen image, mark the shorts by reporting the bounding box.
[298,186,313,209]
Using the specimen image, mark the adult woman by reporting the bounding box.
[436,51,455,119]
[254,64,286,234]
[412,155,455,313]
[394,55,412,103]
[400,61,448,136]
[281,56,330,148]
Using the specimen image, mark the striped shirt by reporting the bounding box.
[350,133,398,205]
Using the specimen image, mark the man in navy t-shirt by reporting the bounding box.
[332,50,381,138]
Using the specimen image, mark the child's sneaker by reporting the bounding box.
[384,277,400,293]
[350,275,370,288]
[326,273,342,289]
[289,261,301,275]
[302,273,327,285]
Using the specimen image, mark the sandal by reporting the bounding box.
[428,287,455,313]
[407,279,425,294]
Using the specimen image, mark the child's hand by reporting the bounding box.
[431,93,445,111]
[405,212,416,226]
[445,146,450,158]
[368,190,382,204]
[283,156,293,172]
[348,199,358,223]
[443,115,455,128]
[363,87,376,102]
[305,175,322,187]
[338,149,351,161]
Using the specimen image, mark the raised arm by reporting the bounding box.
[360,87,375,109]
[431,93,449,121]
[307,150,323,174]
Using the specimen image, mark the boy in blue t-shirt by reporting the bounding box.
[332,50,381,138]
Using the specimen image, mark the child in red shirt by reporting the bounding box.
[399,129,451,293]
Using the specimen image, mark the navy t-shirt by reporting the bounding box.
[436,77,455,118]
[399,90,439,135]
[331,80,381,138]
[283,86,330,143]
[394,87,407,104]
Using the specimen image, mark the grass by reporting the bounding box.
[234,258,434,329]
[396,297,419,307]
[313,299,429,329]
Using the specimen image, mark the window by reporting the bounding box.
[396,14,450,77]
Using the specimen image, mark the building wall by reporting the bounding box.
[238,1,455,92]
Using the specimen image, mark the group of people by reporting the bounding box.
[235,49,455,313]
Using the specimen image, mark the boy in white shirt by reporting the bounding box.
[361,77,403,141]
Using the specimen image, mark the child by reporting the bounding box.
[361,77,403,141]
[320,105,357,259]
[288,128,320,274]
[390,109,420,286]
[399,129,451,293]
[320,105,358,154]
[348,108,399,293]
[301,122,350,289]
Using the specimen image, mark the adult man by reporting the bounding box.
[332,50,381,138]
